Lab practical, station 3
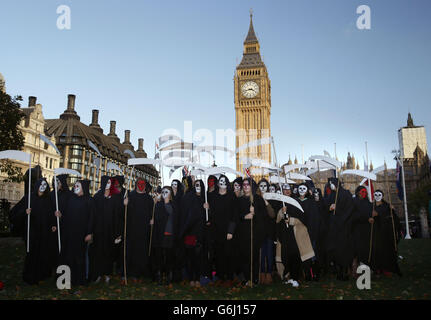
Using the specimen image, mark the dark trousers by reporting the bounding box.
[185,245,201,281]
[153,247,175,275]
[214,240,235,280]
[260,238,274,273]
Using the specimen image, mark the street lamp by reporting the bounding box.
[392,149,412,239]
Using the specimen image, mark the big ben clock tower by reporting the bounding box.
[235,11,272,176]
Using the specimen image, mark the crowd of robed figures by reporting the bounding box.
[8,169,402,289]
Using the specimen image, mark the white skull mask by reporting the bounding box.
[269,185,276,193]
[39,180,47,193]
[259,182,268,194]
[276,190,282,195]
[218,177,227,189]
[313,191,320,201]
[234,182,241,192]
[298,185,308,197]
[195,183,201,194]
[105,179,111,190]
[374,191,383,202]
[330,182,336,191]
[171,181,178,190]
[162,188,170,200]
[74,182,82,195]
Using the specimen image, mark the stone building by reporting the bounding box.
[44,94,159,194]
[1,73,158,205]
[0,96,61,206]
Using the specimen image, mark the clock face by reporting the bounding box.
[241,81,259,98]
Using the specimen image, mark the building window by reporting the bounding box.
[50,158,53,169]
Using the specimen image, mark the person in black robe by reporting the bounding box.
[112,175,126,275]
[235,178,267,286]
[151,186,179,285]
[370,190,402,276]
[22,178,57,285]
[210,175,237,285]
[179,179,207,287]
[50,174,72,266]
[312,188,329,276]
[297,183,320,281]
[171,179,185,282]
[61,180,94,287]
[352,186,373,270]
[121,178,154,280]
[256,178,276,285]
[276,203,308,288]
[9,166,43,239]
[324,177,354,281]
[231,177,243,281]
[90,176,122,283]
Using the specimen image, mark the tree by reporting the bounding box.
[0,90,25,182]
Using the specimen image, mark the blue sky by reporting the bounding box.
[1,0,431,180]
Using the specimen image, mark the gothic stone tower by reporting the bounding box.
[235,12,272,176]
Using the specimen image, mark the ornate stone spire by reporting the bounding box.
[407,112,414,127]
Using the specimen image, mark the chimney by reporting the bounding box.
[89,109,103,133]
[109,121,116,136]
[60,94,80,120]
[28,96,37,107]
[91,109,99,125]
[67,94,76,111]
[124,130,131,144]
[138,138,144,151]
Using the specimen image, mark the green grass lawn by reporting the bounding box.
[0,238,430,300]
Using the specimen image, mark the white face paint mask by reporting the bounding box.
[330,183,336,191]
[74,182,82,195]
[195,184,201,194]
[259,182,268,194]
[314,191,320,201]
[234,182,241,192]
[298,185,308,197]
[218,177,227,189]
[162,189,170,200]
[105,180,111,190]
[39,181,47,193]
[269,186,276,193]
[374,192,383,202]
[171,181,178,190]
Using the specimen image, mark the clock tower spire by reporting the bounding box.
[235,11,272,179]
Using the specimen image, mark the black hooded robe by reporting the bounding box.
[61,181,94,286]
[90,176,122,280]
[371,202,402,275]
[324,187,354,271]
[236,194,267,283]
[275,204,307,281]
[50,174,72,265]
[209,191,238,281]
[151,200,180,281]
[352,197,373,265]
[121,189,154,278]
[22,179,57,285]
[180,192,206,282]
